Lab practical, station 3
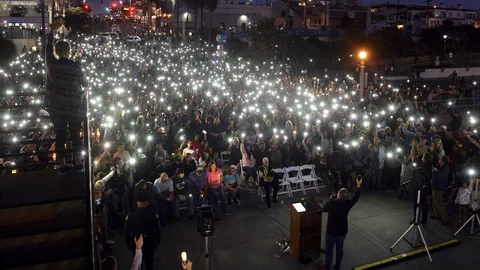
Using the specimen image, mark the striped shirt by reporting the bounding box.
[44,31,87,118]
[130,249,142,270]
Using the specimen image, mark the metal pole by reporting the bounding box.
[444,39,446,57]
[205,236,210,270]
[359,60,365,98]
[83,95,97,269]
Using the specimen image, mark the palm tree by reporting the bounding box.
[184,0,197,41]
[206,0,218,43]
[250,18,281,56]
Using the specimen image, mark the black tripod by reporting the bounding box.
[204,235,211,270]
[454,179,480,236]
[390,190,433,263]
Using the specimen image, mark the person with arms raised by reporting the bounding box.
[322,176,362,270]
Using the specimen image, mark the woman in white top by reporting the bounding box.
[113,143,131,163]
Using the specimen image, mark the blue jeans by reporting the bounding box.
[157,199,174,225]
[207,186,228,215]
[325,234,346,270]
[373,168,384,191]
[173,195,194,217]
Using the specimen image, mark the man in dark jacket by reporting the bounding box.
[431,155,450,224]
[322,176,362,270]
[125,191,161,270]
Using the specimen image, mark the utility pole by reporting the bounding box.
[176,0,180,38]
[324,0,328,28]
[396,0,399,24]
[426,0,430,29]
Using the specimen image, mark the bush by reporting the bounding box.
[0,37,17,67]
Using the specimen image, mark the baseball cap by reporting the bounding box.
[396,117,403,122]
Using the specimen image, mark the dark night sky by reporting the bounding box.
[363,0,479,10]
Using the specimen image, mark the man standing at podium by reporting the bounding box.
[322,176,362,270]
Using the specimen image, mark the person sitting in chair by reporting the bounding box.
[224,166,241,206]
[258,157,279,208]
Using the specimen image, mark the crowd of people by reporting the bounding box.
[1,21,480,269]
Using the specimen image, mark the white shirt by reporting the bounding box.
[182,148,195,158]
[377,145,386,169]
[154,178,174,194]
[113,150,131,163]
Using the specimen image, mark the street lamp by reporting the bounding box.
[359,51,367,98]
[443,35,447,57]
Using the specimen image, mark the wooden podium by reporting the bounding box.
[289,200,323,261]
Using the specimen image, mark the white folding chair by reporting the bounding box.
[299,164,319,193]
[275,168,293,198]
[221,151,231,164]
[258,168,292,202]
[285,166,306,195]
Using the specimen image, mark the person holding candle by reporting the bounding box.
[206,161,228,217]
[258,157,279,208]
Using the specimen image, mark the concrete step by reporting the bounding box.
[0,228,88,269]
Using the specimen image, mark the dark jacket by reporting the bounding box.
[323,189,360,237]
[431,165,449,191]
[125,207,161,249]
[410,164,432,196]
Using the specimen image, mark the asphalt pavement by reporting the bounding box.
[111,188,480,270]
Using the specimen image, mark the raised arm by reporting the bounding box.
[410,140,417,162]
[46,26,57,65]
[240,141,246,154]
[466,134,480,149]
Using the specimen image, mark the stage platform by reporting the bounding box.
[111,189,480,270]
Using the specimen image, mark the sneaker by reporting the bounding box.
[106,239,115,245]
[58,166,75,175]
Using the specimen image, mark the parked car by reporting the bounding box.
[126,36,141,43]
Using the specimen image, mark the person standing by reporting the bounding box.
[409,141,433,226]
[45,21,88,175]
[322,176,362,270]
[125,192,161,270]
[430,155,451,224]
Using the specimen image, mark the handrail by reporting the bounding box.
[82,89,98,269]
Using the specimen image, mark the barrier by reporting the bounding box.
[420,67,480,79]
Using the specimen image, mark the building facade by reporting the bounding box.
[369,3,477,35]
[272,0,369,30]
[177,1,272,37]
